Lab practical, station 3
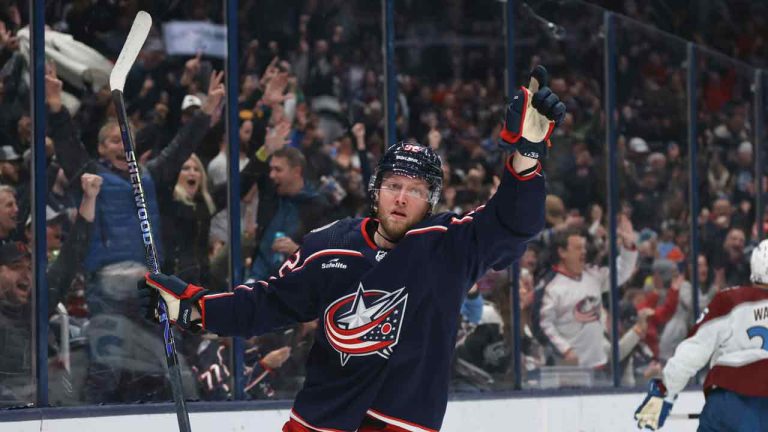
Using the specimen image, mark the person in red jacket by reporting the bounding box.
[634,259,681,358]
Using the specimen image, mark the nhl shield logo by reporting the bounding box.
[324,283,408,366]
[375,250,387,262]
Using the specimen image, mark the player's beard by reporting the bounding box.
[378,205,429,241]
[378,215,410,241]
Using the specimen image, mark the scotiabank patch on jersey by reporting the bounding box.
[324,284,408,366]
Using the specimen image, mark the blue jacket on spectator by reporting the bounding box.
[249,184,324,281]
[83,169,161,271]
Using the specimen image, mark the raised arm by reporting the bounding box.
[597,214,639,293]
[145,70,224,186]
[46,173,102,313]
[650,276,681,325]
[616,214,639,285]
[352,123,372,187]
[47,62,93,182]
[439,66,565,279]
[237,119,292,198]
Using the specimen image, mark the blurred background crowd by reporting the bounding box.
[0,0,765,408]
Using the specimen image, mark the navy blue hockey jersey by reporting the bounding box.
[200,157,545,431]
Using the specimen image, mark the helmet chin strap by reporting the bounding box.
[376,225,400,245]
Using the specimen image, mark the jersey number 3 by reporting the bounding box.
[747,326,768,351]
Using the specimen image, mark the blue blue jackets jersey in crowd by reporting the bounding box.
[200,156,545,431]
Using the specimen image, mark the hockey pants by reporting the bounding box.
[283,415,411,432]
[697,389,768,432]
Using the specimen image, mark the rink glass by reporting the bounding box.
[390,0,513,393]
[0,0,763,414]
[514,0,616,390]
[614,15,691,389]
[42,1,232,406]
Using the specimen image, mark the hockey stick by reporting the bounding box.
[669,413,701,420]
[110,11,192,432]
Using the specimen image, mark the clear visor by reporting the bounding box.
[373,171,440,205]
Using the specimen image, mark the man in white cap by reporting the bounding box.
[180,94,203,125]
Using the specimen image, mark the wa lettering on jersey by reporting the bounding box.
[753,305,768,321]
[198,158,545,432]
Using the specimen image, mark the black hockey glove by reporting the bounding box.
[137,272,209,332]
[500,65,566,159]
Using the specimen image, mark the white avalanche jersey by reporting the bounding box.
[534,247,638,367]
[664,285,768,397]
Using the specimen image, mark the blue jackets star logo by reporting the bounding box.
[324,283,408,366]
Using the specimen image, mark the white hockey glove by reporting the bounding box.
[499,65,566,159]
[634,379,676,430]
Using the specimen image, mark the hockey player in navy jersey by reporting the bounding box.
[634,238,768,431]
[139,66,565,432]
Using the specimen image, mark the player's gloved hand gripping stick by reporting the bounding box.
[634,378,676,430]
[110,11,192,432]
[141,273,209,332]
[500,65,567,158]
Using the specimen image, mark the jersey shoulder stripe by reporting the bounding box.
[366,409,437,432]
[691,285,768,336]
[282,248,364,275]
[289,409,344,432]
[404,205,490,237]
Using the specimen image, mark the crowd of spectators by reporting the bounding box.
[596,0,768,69]
[0,0,764,408]
[508,0,766,389]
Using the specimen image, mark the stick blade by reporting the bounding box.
[110,11,152,92]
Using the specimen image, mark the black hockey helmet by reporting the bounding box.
[369,140,443,214]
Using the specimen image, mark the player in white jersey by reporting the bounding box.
[634,238,768,431]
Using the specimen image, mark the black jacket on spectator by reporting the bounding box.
[301,141,335,184]
[712,251,751,287]
[47,214,92,305]
[159,194,213,285]
[701,221,727,266]
[0,300,32,405]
